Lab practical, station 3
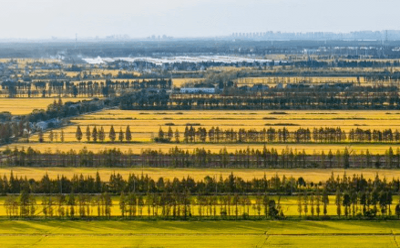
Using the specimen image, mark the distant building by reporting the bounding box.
[180,88,216,94]
[35,118,61,131]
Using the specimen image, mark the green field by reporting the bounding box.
[0,220,400,247]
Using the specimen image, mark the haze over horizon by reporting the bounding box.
[0,0,400,40]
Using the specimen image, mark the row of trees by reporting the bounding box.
[4,173,400,219]
[156,126,400,144]
[0,170,399,195]
[167,87,400,110]
[3,146,400,169]
[5,192,113,218]
[5,191,282,219]
[74,125,132,143]
[65,125,400,144]
[1,79,172,98]
[296,188,396,218]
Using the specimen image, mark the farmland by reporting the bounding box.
[15,109,400,155]
[0,220,400,247]
[0,97,93,115]
[3,38,400,248]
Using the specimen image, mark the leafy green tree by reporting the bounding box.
[343,191,351,218]
[316,189,321,217]
[359,191,367,216]
[379,190,388,216]
[158,127,165,140]
[99,126,105,142]
[67,193,75,218]
[109,125,116,142]
[167,127,173,141]
[268,200,279,218]
[175,129,180,143]
[120,192,126,218]
[125,126,132,142]
[336,189,342,218]
[76,126,83,142]
[92,127,98,142]
[19,190,30,217]
[297,193,302,217]
[86,126,91,142]
[48,130,54,142]
[263,194,269,218]
[303,192,308,216]
[395,204,400,219]
[118,128,124,142]
[343,148,350,169]
[104,192,112,218]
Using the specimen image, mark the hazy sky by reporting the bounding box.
[1,0,400,39]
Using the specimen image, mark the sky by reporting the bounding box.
[0,0,399,39]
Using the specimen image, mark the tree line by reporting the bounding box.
[55,125,400,144]
[72,125,132,143]
[155,126,400,144]
[2,146,400,169]
[167,85,400,110]
[4,172,400,220]
[1,79,172,98]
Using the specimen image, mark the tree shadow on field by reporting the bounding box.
[0,220,55,233]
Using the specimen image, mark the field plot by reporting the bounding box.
[0,220,400,247]
[0,97,94,115]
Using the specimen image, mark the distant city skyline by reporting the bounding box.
[0,0,399,40]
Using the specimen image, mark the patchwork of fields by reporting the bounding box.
[2,57,400,248]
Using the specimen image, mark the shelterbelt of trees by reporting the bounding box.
[155,126,400,144]
[2,146,400,169]
[3,172,400,220]
[1,79,172,98]
[116,84,400,110]
[57,125,400,144]
[167,88,400,110]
